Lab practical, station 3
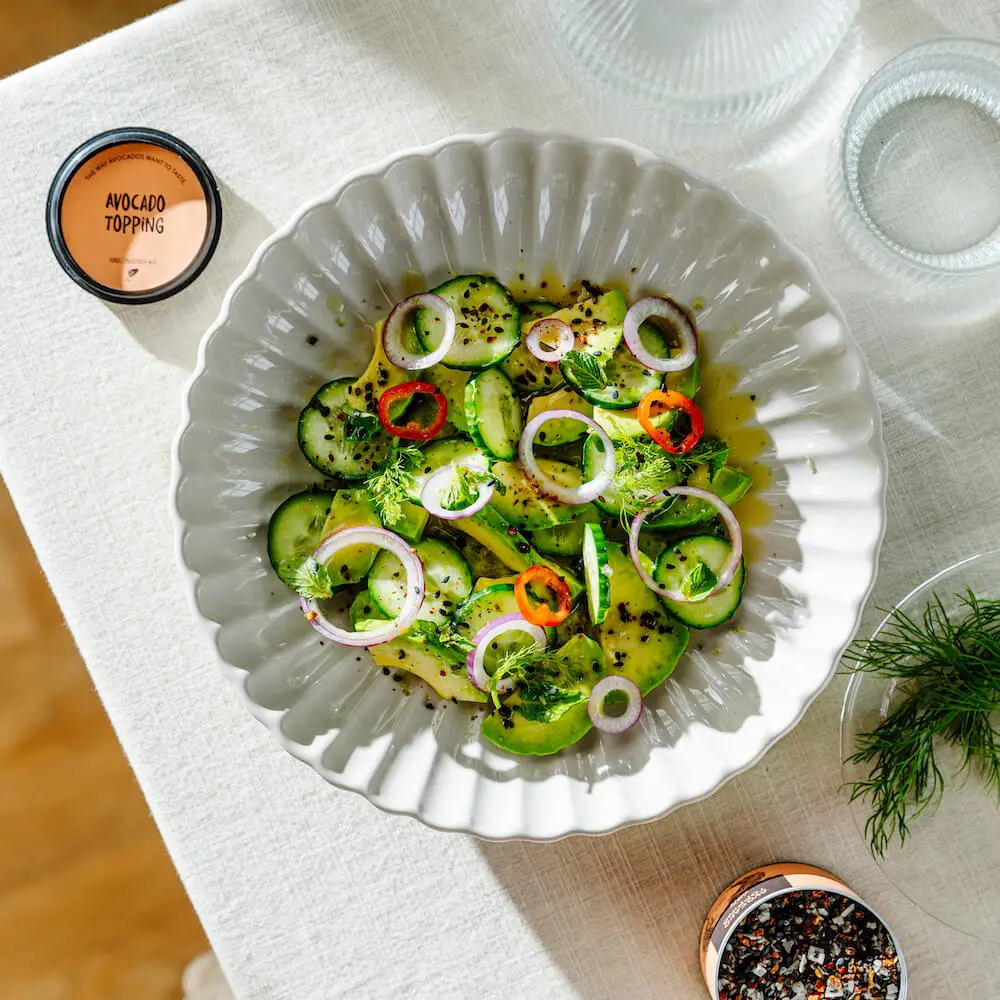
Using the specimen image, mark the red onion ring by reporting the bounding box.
[421,463,494,520]
[519,409,616,504]
[628,486,743,602]
[382,292,456,371]
[299,527,424,646]
[466,613,546,691]
[622,296,698,373]
[588,675,643,734]
[525,317,575,363]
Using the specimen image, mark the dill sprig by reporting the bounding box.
[490,642,585,722]
[365,443,423,526]
[842,591,1000,858]
[609,435,729,525]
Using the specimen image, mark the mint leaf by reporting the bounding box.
[343,409,379,441]
[682,559,718,599]
[444,466,497,511]
[561,350,608,392]
[291,557,336,600]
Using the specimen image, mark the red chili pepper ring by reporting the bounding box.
[377,381,448,441]
[515,564,573,627]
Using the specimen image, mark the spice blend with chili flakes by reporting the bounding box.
[718,890,901,1000]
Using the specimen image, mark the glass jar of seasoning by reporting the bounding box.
[700,863,907,1000]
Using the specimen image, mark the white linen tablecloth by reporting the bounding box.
[1,0,998,997]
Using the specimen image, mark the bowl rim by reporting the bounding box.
[170,127,888,840]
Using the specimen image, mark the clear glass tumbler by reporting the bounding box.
[546,0,859,148]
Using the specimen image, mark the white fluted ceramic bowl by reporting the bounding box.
[173,131,886,839]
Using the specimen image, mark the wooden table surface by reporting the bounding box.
[0,6,209,997]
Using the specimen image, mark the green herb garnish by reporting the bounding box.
[610,437,680,522]
[290,557,335,600]
[365,443,422,526]
[444,466,500,511]
[343,409,379,441]
[491,643,585,723]
[843,591,1000,857]
[682,560,718,599]
[562,350,608,392]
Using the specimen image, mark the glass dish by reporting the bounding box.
[835,39,1000,279]
[546,0,858,149]
[841,548,1000,942]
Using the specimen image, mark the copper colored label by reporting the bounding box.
[58,142,209,293]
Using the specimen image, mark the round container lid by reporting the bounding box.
[46,127,223,304]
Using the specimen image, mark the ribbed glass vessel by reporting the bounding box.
[547,0,859,147]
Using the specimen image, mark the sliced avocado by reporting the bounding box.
[489,459,595,530]
[345,319,409,416]
[480,634,606,755]
[318,489,383,587]
[390,500,429,543]
[472,574,519,592]
[597,543,689,693]
[371,626,486,703]
[549,290,627,362]
[646,465,752,530]
[526,388,594,446]
[448,504,583,597]
[527,507,601,557]
[665,356,700,399]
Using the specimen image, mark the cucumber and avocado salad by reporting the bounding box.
[298,377,394,479]
[265,273,755,754]
[415,275,520,370]
[653,535,745,628]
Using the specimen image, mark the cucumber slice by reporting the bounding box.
[564,333,665,411]
[648,465,752,530]
[415,275,519,370]
[317,490,384,587]
[349,589,388,630]
[298,377,393,480]
[423,364,470,433]
[369,538,472,623]
[528,508,600,557]
[653,535,745,628]
[465,367,523,460]
[452,584,555,664]
[405,437,486,504]
[582,523,612,625]
[525,388,593,446]
[489,459,593,530]
[267,490,334,588]
[500,301,563,396]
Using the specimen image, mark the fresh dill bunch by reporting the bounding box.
[842,591,1000,857]
[365,443,423,526]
